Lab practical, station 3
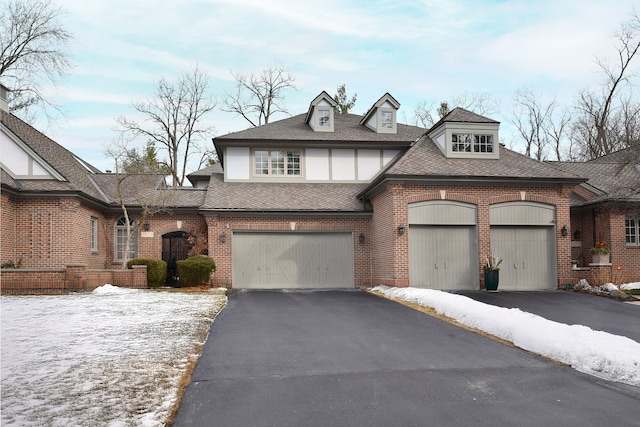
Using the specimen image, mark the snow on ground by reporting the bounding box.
[621,282,640,291]
[372,285,640,387]
[1,286,226,426]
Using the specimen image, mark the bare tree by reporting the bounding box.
[0,0,72,121]
[452,92,500,116]
[222,65,296,127]
[509,88,557,160]
[572,11,640,159]
[115,65,216,187]
[105,138,173,267]
[407,93,499,129]
[545,107,573,161]
[334,84,357,114]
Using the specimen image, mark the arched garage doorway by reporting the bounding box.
[162,231,192,282]
[408,201,479,290]
[489,202,557,290]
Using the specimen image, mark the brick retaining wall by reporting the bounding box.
[0,264,147,295]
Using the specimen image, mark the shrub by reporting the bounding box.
[127,258,167,288]
[176,255,216,287]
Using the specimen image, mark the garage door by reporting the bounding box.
[232,232,354,289]
[408,201,478,290]
[489,202,557,291]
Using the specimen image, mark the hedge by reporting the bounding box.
[127,258,167,288]
[176,255,216,287]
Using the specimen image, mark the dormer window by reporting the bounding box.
[319,109,331,128]
[360,93,400,134]
[452,134,494,153]
[381,111,393,129]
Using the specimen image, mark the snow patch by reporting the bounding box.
[372,285,640,387]
[92,284,140,295]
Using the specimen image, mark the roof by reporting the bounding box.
[214,113,425,144]
[202,173,368,213]
[1,110,105,201]
[186,163,223,185]
[552,146,640,205]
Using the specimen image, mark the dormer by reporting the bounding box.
[305,91,337,132]
[360,93,400,134]
[427,107,500,159]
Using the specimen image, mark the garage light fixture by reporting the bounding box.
[397,224,406,235]
[561,225,568,237]
[358,233,365,244]
[220,233,227,243]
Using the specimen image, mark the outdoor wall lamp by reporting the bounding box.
[143,223,150,231]
[397,224,406,235]
[358,233,365,244]
[220,233,227,243]
[561,224,568,237]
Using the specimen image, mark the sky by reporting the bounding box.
[27,0,640,172]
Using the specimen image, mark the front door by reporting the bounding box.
[162,231,191,283]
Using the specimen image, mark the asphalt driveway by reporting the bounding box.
[173,290,639,427]
[457,290,640,343]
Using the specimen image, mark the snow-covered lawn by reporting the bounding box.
[373,285,640,388]
[1,285,226,426]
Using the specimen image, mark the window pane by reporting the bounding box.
[626,218,637,244]
[271,151,285,175]
[115,218,136,260]
[255,151,269,175]
[90,217,98,252]
[474,134,493,153]
[319,110,330,127]
[381,111,392,129]
[287,151,301,175]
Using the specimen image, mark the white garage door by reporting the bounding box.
[409,226,478,290]
[489,202,557,291]
[408,201,478,290]
[232,232,354,289]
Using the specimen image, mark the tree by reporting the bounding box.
[437,101,450,119]
[452,92,500,116]
[334,84,357,114]
[0,0,72,121]
[406,92,498,129]
[572,11,640,159]
[222,65,297,127]
[115,65,216,187]
[509,88,557,160]
[105,138,173,268]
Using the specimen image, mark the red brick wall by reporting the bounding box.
[369,183,574,289]
[205,215,371,287]
[0,264,147,295]
[1,192,17,265]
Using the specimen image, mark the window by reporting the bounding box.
[626,218,639,245]
[381,111,393,129]
[90,217,98,252]
[452,133,493,153]
[115,217,136,261]
[254,150,302,176]
[319,109,330,127]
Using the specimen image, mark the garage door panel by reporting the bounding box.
[233,233,354,289]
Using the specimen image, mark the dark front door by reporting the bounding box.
[162,231,191,283]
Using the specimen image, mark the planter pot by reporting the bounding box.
[591,253,610,264]
[484,269,499,291]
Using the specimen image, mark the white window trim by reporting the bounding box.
[114,217,136,261]
[90,217,98,253]
[252,149,304,178]
[626,217,640,246]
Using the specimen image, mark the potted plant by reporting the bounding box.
[589,240,610,264]
[484,251,502,291]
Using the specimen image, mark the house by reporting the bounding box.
[1,87,590,291]
[553,148,640,283]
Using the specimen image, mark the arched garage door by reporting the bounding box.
[409,201,478,290]
[489,202,557,290]
[232,232,354,289]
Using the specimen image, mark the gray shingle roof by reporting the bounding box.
[383,136,583,181]
[215,113,425,144]
[552,147,640,204]
[202,173,367,212]
[1,111,105,200]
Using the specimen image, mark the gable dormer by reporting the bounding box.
[427,107,500,159]
[360,93,400,134]
[305,91,337,132]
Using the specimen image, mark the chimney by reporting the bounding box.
[0,83,8,113]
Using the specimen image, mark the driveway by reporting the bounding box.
[457,290,640,343]
[173,290,640,427]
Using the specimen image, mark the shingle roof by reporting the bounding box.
[215,113,425,144]
[202,173,367,212]
[383,136,583,181]
[552,147,640,204]
[90,174,206,208]
[186,163,223,178]
[1,111,105,200]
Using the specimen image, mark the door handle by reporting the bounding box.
[514,263,517,269]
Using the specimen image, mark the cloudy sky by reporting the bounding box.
[33,0,639,172]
